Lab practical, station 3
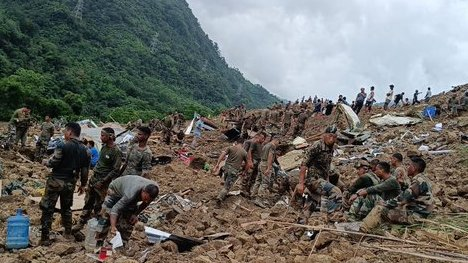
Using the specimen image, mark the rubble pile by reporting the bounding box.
[0,85,467,262]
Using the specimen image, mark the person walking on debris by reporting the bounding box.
[384,85,394,110]
[412,89,422,105]
[74,127,122,232]
[35,115,55,161]
[365,86,376,112]
[39,123,90,246]
[448,93,463,116]
[348,162,401,220]
[240,132,267,197]
[424,87,432,103]
[162,113,175,145]
[281,108,293,135]
[120,126,152,177]
[293,109,308,137]
[361,157,434,232]
[353,88,367,114]
[252,135,280,207]
[191,116,204,148]
[390,153,410,190]
[343,159,380,209]
[214,138,248,205]
[393,92,404,107]
[9,106,32,148]
[95,175,159,245]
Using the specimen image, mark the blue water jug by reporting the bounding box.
[6,208,30,249]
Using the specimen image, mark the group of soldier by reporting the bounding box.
[214,124,434,232]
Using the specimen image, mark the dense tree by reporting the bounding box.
[0,0,278,122]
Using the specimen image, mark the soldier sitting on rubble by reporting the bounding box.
[360,156,434,232]
[347,162,401,220]
[342,159,380,209]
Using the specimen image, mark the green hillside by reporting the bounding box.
[0,0,278,122]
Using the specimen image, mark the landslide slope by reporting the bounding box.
[0,0,278,121]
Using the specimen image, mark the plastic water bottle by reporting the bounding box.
[6,208,30,249]
[84,218,100,251]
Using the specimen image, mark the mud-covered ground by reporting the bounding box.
[0,86,467,263]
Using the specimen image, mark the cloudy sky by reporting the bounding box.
[186,0,468,102]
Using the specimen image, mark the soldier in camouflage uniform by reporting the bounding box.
[295,177,342,223]
[251,136,280,207]
[361,156,434,232]
[120,126,153,178]
[39,123,90,245]
[9,106,32,147]
[162,113,175,145]
[214,138,247,204]
[96,175,159,245]
[297,126,337,197]
[342,159,380,209]
[390,153,410,190]
[240,132,266,197]
[348,162,401,220]
[35,116,55,161]
[73,127,122,232]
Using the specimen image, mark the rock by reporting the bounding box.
[114,257,138,263]
[346,257,368,263]
[457,117,468,128]
[18,248,43,261]
[11,189,23,196]
[294,255,307,263]
[134,221,145,232]
[307,254,339,263]
[194,255,212,263]
[51,242,76,256]
[160,241,178,253]
[206,250,217,259]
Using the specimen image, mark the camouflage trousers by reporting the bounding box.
[15,126,28,147]
[240,160,260,195]
[96,193,137,242]
[292,123,304,137]
[305,178,343,214]
[282,122,291,135]
[251,162,274,199]
[162,127,172,145]
[35,140,48,161]
[78,175,109,225]
[360,204,422,232]
[217,164,241,201]
[40,177,76,238]
[348,194,383,220]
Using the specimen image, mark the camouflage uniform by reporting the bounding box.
[240,139,262,195]
[307,178,342,214]
[282,110,293,135]
[96,176,159,242]
[392,165,410,190]
[361,173,434,232]
[40,138,90,240]
[348,176,401,220]
[302,140,334,180]
[9,108,32,147]
[343,172,380,209]
[162,115,174,145]
[121,143,152,177]
[217,145,247,201]
[35,121,55,161]
[77,145,122,226]
[251,143,276,199]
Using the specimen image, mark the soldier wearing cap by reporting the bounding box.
[361,156,434,232]
[74,127,122,232]
[297,126,337,196]
[342,159,380,209]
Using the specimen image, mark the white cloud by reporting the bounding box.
[187,0,468,102]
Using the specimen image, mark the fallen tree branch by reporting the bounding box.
[361,244,468,263]
[418,218,468,234]
[252,219,428,246]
